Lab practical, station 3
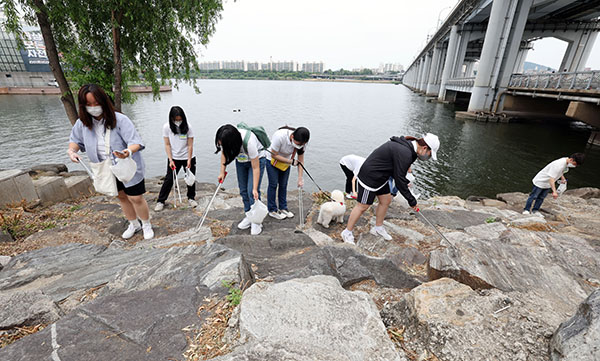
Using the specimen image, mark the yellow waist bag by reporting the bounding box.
[270,149,296,171]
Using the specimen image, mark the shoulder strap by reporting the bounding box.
[104,128,111,157]
[242,129,251,154]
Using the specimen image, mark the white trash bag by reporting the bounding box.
[184,168,196,186]
[557,181,567,195]
[246,200,268,224]
[110,153,137,183]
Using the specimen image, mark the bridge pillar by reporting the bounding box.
[465,61,475,77]
[469,0,533,112]
[438,25,460,101]
[453,30,472,78]
[414,58,423,90]
[417,57,427,93]
[513,41,531,73]
[419,52,432,92]
[559,31,598,72]
[426,44,443,96]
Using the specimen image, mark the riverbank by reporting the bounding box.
[0,164,599,360]
[0,85,172,96]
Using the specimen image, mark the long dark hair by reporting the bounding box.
[168,106,189,135]
[404,136,427,147]
[77,84,117,130]
[279,125,310,155]
[215,124,242,165]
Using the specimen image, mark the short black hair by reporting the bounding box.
[169,106,189,135]
[292,127,310,155]
[215,124,242,165]
[570,153,585,166]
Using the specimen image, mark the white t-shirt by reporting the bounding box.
[163,123,194,160]
[340,154,366,175]
[92,118,108,161]
[532,157,569,189]
[237,128,265,163]
[266,129,307,161]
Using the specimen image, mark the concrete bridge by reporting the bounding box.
[402,0,600,143]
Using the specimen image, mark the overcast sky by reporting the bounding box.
[200,0,600,71]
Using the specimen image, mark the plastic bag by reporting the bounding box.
[184,168,196,186]
[246,200,268,224]
[110,153,137,183]
[557,182,567,195]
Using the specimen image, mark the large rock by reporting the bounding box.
[428,225,600,313]
[381,278,558,361]
[0,290,61,329]
[417,209,496,230]
[0,169,38,207]
[564,187,600,199]
[32,176,70,205]
[0,285,221,361]
[0,240,252,325]
[212,276,406,361]
[550,289,600,361]
[216,234,419,290]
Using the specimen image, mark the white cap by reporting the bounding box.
[422,133,440,161]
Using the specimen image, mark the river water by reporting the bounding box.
[1,79,599,199]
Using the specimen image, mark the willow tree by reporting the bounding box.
[2,0,224,116]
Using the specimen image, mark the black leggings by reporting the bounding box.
[340,164,355,194]
[157,157,196,203]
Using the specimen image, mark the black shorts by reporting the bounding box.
[357,181,389,205]
[116,179,146,196]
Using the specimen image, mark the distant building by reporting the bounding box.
[302,62,324,73]
[222,61,245,71]
[246,62,261,71]
[378,63,404,73]
[198,61,222,71]
[0,15,54,87]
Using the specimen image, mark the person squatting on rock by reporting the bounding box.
[68,84,154,240]
[522,153,585,216]
[341,133,440,245]
[215,124,268,235]
[155,106,197,211]
[339,154,366,199]
[265,126,310,220]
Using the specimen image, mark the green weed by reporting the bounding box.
[221,280,242,306]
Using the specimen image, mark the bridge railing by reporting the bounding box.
[446,77,475,88]
[509,71,600,91]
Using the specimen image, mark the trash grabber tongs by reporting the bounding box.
[415,208,459,255]
[196,172,227,231]
[172,165,183,208]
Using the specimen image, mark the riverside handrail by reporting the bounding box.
[446,77,476,88]
[508,71,600,91]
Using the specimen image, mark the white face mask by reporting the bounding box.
[567,163,576,168]
[292,142,304,150]
[86,106,103,117]
[174,120,182,127]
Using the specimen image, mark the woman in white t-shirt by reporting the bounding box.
[215,124,268,235]
[265,126,310,220]
[155,106,196,211]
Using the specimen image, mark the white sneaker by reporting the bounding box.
[532,211,544,218]
[154,202,164,212]
[122,222,141,239]
[341,229,355,245]
[251,223,262,235]
[522,210,530,215]
[370,226,392,241]
[269,211,286,220]
[237,217,251,230]
[279,209,294,218]
[142,222,154,240]
[188,199,198,208]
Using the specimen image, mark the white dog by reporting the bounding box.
[317,190,346,228]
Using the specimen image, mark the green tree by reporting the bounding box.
[2,0,224,118]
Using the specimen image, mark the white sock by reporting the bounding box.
[141,219,151,227]
[374,225,384,231]
[343,229,351,234]
[129,219,140,228]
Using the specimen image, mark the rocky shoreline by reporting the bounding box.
[0,165,599,360]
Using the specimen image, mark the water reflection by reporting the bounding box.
[0,81,598,199]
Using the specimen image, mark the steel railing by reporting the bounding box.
[509,71,600,91]
[446,77,475,88]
